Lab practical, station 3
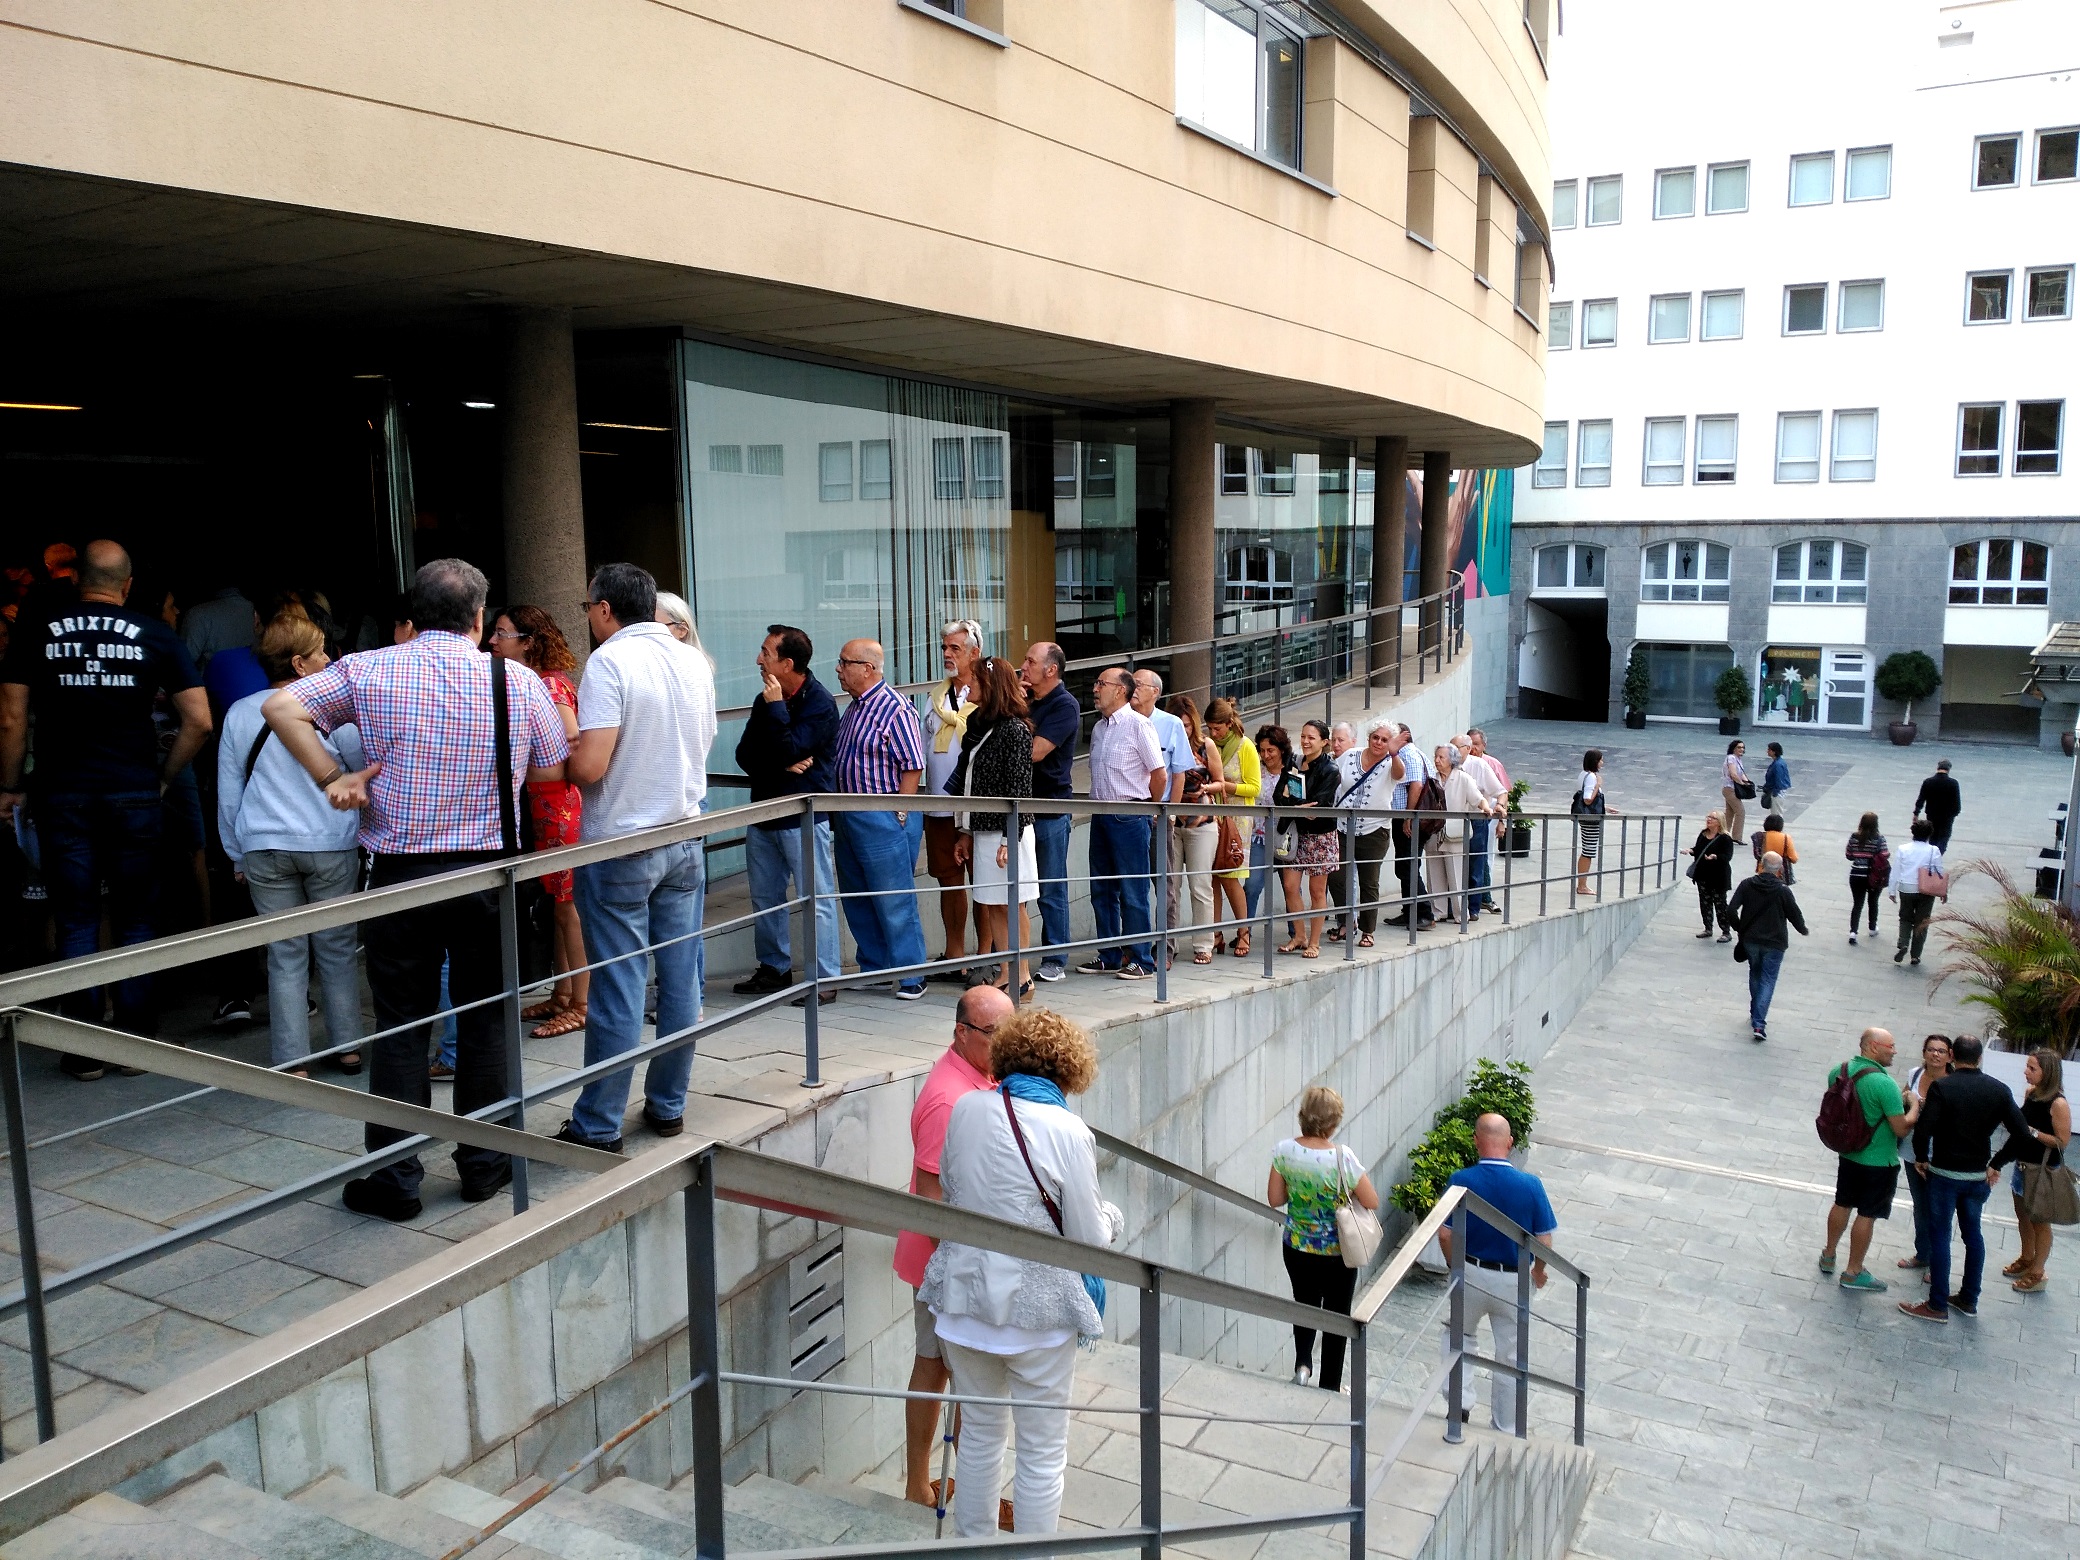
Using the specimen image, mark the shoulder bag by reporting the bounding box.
[1002,1090,1106,1320]
[1332,1147,1383,1269]
[491,654,557,987]
[1271,772,1301,865]
[1917,861,1948,899]
[2022,1143,2080,1227]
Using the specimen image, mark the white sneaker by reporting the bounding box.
[1292,1367,1313,1387]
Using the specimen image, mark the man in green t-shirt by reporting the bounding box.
[1820,1027,1920,1292]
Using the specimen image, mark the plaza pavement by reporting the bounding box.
[1478,718,2080,1558]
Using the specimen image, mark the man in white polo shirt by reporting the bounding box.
[559,562,717,1152]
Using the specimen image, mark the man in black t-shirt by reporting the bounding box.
[1018,640,1081,982]
[0,541,211,1074]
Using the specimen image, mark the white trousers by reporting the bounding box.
[940,1335,1078,1537]
[1425,835,1467,920]
[1173,821,1218,955]
[1438,1263,1524,1433]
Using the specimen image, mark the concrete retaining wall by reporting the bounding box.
[1417,1435,1596,1560]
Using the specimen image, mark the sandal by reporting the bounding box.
[532,1006,588,1038]
[1231,931,1250,958]
[2002,1256,2031,1277]
[1213,933,1226,954]
[1193,951,1214,965]
[2013,1271,2047,1293]
[521,999,562,1022]
[1358,934,1375,949]
[1301,947,1320,959]
[1278,941,1306,956]
[334,1051,363,1075]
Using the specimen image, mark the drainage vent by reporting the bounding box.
[788,1229,846,1382]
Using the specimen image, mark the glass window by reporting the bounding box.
[1789,152,1834,205]
[1576,420,1613,487]
[1218,442,1249,495]
[2017,400,2065,475]
[1574,546,1604,587]
[1975,134,2020,189]
[818,441,854,502]
[860,438,893,500]
[1830,410,1878,481]
[1773,540,1869,604]
[1223,544,1294,604]
[1951,537,2051,604]
[1586,175,1623,225]
[1775,412,1820,483]
[933,436,966,499]
[1956,404,2003,476]
[1174,0,1304,169]
[1968,271,2013,323]
[1845,145,1892,200]
[1707,161,1749,213]
[1643,418,1685,485]
[1260,20,1302,169]
[1581,298,1617,346]
[1837,280,1885,331]
[1549,300,1574,349]
[1532,544,1604,591]
[1552,179,1578,228]
[1701,290,1745,340]
[1640,541,1731,603]
[1084,443,1118,498]
[1695,416,1738,483]
[748,443,784,477]
[1257,449,1294,495]
[1655,167,1696,218]
[970,435,1005,499]
[1533,421,1568,488]
[1648,294,1691,343]
[1784,284,1827,334]
[1535,545,1567,589]
[2038,127,2079,183]
[709,443,742,473]
[1640,642,1736,719]
[2026,266,2073,321]
[1054,440,1079,500]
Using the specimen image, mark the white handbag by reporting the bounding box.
[1333,1148,1383,1270]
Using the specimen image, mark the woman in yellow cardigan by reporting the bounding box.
[1202,697,1261,957]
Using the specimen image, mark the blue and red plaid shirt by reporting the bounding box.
[290,631,571,855]
[832,679,927,795]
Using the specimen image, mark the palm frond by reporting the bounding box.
[1932,862,2080,1055]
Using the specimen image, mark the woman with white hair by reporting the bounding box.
[654,590,716,671]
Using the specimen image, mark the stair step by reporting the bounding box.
[293,1476,558,1560]
[407,1475,678,1560]
[800,1473,945,1528]
[726,1472,938,1546]
[0,1491,263,1560]
[156,1473,419,1560]
[589,1476,799,1553]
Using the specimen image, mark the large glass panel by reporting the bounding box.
[1261,20,1303,168]
[1574,546,1604,587]
[1774,543,1803,602]
[1176,0,1258,147]
[1643,642,1734,719]
[1044,410,1156,657]
[1535,546,1568,589]
[1212,435,1361,696]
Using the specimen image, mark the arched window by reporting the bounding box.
[1950,538,2049,605]
[1772,540,1867,604]
[1532,544,1606,592]
[1640,540,1729,602]
[1224,545,1294,604]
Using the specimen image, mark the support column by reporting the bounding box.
[1370,436,1409,686]
[501,308,591,665]
[1418,449,1452,658]
[1168,398,1217,703]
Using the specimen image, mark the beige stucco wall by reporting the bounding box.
[0,0,1546,461]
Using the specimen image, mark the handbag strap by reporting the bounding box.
[1003,1088,1064,1235]
[490,653,520,858]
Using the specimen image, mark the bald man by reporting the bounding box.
[1728,850,1808,1042]
[831,638,930,996]
[1437,1112,1557,1434]
[1,541,212,1078]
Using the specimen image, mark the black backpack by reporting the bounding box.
[1816,1058,1880,1154]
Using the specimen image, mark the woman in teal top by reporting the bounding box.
[1267,1085,1380,1391]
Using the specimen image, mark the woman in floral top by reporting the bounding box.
[1266,1085,1380,1391]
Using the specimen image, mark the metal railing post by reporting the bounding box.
[1656,815,1666,890]
[1006,798,1022,999]
[496,868,531,1215]
[1567,817,1577,912]
[1445,1201,1467,1445]
[1539,818,1549,917]
[1272,607,1284,730]
[799,798,822,1089]
[1501,818,1513,924]
[1,1018,56,1446]
[685,1154,726,1560]
[1574,1277,1590,1449]
[1153,801,1169,1003]
[1140,1273,1163,1560]
[1342,821,1357,964]
[1261,803,1276,980]
[1514,1243,1532,1439]
[1347,1320,1367,1560]
[1405,817,1417,947]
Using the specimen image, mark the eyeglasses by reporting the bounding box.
[953,1019,992,1037]
[834,656,875,669]
[489,628,531,642]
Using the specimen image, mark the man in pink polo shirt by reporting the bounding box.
[895,983,1013,1505]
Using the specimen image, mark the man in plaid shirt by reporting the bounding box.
[831,638,929,998]
[265,558,568,1221]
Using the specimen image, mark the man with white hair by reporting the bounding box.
[1131,669,1196,957]
[1727,850,1808,1042]
[1454,732,1506,916]
[923,620,983,980]
[833,638,930,999]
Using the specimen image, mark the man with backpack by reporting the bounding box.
[1818,1027,1919,1294]
[1728,851,1807,1042]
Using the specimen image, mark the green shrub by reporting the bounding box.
[1874,650,1941,724]
[1621,645,1651,715]
[1713,665,1752,718]
[1389,1059,1537,1216]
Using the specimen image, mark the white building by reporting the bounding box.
[1511,0,2079,743]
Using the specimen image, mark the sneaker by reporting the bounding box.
[1752,1028,1767,1043]
[929,969,971,986]
[1076,959,1115,976]
[1949,1294,1978,1316]
[1292,1367,1313,1387]
[790,990,839,1007]
[1894,950,1905,964]
[59,1054,105,1082]
[213,996,253,1026]
[1117,963,1154,981]
[1036,962,1067,983]
[1848,934,1858,946]
[1910,957,1921,967]
[1897,1300,1947,1323]
[895,983,927,1001]
[554,1120,623,1155]
[731,965,791,996]
[1839,1271,1888,1293]
[1695,929,1714,939]
[642,1107,685,1138]
[1716,932,1731,943]
[1817,1252,1837,1274]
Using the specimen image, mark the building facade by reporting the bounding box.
[0,0,1551,716]
[1509,0,2079,743]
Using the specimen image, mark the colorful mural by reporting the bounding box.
[1396,466,1514,599]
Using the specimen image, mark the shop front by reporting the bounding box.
[1757,645,1870,730]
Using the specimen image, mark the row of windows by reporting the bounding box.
[802,436,1009,503]
[1556,128,2080,227]
[1532,537,2051,607]
[1533,402,2067,488]
[1549,268,2074,348]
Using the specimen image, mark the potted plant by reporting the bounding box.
[1875,650,1941,746]
[1932,864,2080,1055]
[1394,1059,1538,1272]
[1713,665,1752,737]
[1504,779,1534,857]
[1621,644,1650,729]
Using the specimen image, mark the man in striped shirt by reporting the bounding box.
[831,639,929,998]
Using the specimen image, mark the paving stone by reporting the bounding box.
[54,1307,251,1392]
[289,1220,454,1287]
[193,1136,357,1190]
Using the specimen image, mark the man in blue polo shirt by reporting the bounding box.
[1437,1113,1558,1434]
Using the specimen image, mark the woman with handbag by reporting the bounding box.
[1687,812,1736,941]
[1167,695,1222,964]
[1201,697,1259,958]
[1573,749,1611,897]
[921,1008,1124,1538]
[949,657,1038,1001]
[1267,1085,1380,1391]
[1258,725,1305,952]
[1752,813,1799,885]
[1898,1035,1953,1272]
[1283,720,1342,957]
[1889,817,1945,967]
[1721,740,1752,842]
[1844,811,1888,945]
[2004,1048,2072,1293]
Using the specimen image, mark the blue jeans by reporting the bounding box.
[1468,818,1492,909]
[38,790,162,1033]
[1088,814,1153,970]
[241,847,362,1067]
[832,810,927,985]
[1925,1171,1990,1311]
[1244,825,1270,922]
[1746,945,1785,1033]
[1033,812,1072,970]
[570,840,705,1142]
[744,820,839,980]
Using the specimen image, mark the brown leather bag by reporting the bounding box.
[1213,815,1247,872]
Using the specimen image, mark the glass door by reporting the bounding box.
[1822,648,1869,728]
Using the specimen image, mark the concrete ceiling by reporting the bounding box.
[0,163,1526,462]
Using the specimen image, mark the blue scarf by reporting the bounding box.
[999,1074,1105,1321]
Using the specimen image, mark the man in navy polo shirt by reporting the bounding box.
[1437,1113,1558,1434]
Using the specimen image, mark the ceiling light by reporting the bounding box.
[582,421,671,432]
[463,401,496,410]
[0,401,83,411]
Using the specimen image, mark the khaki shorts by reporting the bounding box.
[913,1295,942,1359]
[923,815,968,885]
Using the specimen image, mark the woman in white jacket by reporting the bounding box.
[920,1008,1123,1538]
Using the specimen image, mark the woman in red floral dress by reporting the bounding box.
[490,605,588,1037]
